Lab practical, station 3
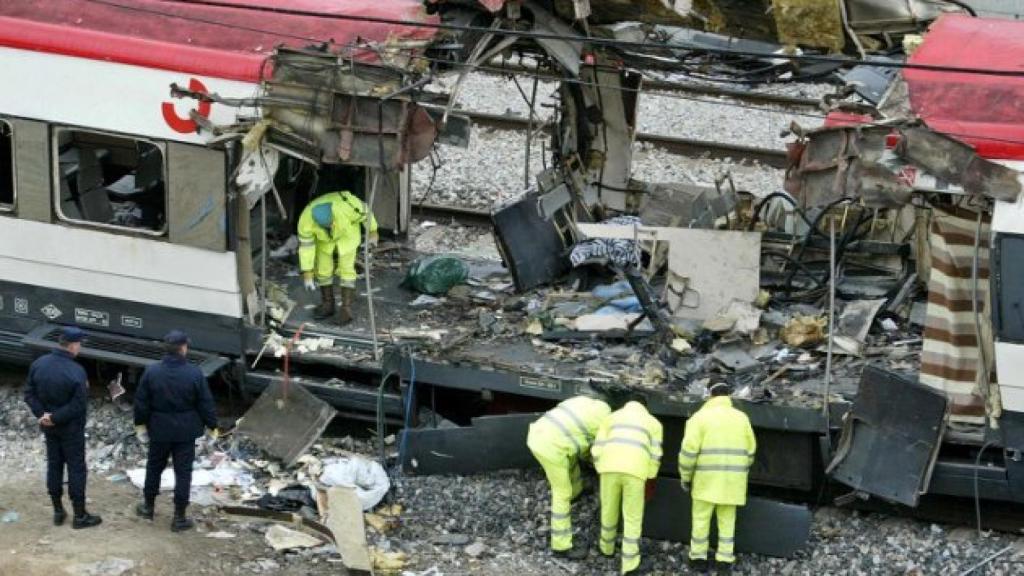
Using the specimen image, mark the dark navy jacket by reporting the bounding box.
[134,354,217,443]
[24,349,88,434]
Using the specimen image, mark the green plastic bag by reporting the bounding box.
[402,254,469,295]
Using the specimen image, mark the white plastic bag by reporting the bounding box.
[319,456,390,510]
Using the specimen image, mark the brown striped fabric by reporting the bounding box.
[919,207,995,423]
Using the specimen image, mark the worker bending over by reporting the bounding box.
[297,191,378,325]
[526,395,611,559]
[679,381,757,574]
[592,398,663,575]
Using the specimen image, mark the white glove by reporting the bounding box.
[303,277,316,292]
[135,425,149,445]
[680,481,690,493]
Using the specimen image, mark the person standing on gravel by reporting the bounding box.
[592,398,663,575]
[678,381,757,574]
[133,330,218,532]
[23,326,102,529]
[526,395,611,560]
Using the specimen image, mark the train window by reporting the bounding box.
[0,119,13,211]
[52,128,166,235]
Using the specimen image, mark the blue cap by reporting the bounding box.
[60,326,86,343]
[163,330,190,345]
[312,203,333,228]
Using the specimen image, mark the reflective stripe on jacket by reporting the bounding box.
[678,396,756,506]
[297,191,378,272]
[527,396,611,459]
[592,401,663,480]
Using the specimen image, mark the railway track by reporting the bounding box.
[482,63,825,111]
[411,202,493,226]
[463,109,789,168]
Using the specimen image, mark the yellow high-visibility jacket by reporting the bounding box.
[592,401,663,480]
[678,396,757,506]
[528,396,611,459]
[297,191,378,273]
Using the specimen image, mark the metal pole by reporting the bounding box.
[525,74,539,189]
[260,192,267,329]
[823,216,836,419]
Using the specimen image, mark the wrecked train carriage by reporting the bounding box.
[0,2,442,381]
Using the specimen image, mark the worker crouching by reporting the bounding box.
[297,191,378,325]
[678,382,757,574]
[526,395,611,560]
[592,399,663,575]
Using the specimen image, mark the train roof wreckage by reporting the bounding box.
[3,0,1024,559]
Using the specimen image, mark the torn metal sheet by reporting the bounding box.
[402,414,539,475]
[575,224,761,321]
[638,181,738,230]
[235,379,337,468]
[642,478,811,558]
[712,341,761,373]
[827,366,947,507]
[832,298,886,356]
[525,1,583,77]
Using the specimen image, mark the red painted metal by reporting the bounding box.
[904,14,1024,160]
[0,0,438,80]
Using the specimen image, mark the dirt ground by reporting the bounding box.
[0,471,338,576]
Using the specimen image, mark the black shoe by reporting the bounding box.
[135,502,154,520]
[53,509,67,526]
[714,561,734,575]
[689,558,710,574]
[552,544,588,561]
[71,512,102,529]
[171,514,194,532]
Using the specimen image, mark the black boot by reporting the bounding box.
[171,505,194,532]
[552,542,588,561]
[688,557,710,574]
[313,285,335,320]
[336,286,355,325]
[135,498,154,520]
[714,561,734,575]
[71,500,102,529]
[51,495,66,526]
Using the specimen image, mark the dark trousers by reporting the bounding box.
[143,440,196,509]
[45,430,87,502]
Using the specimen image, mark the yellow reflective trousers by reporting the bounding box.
[689,499,737,564]
[598,472,646,574]
[527,437,582,551]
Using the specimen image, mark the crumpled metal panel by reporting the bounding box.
[827,366,947,507]
[845,0,961,34]
[258,48,438,169]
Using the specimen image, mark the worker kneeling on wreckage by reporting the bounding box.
[298,191,378,325]
[593,397,663,575]
[679,381,757,574]
[526,395,611,559]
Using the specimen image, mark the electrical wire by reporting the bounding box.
[396,352,417,477]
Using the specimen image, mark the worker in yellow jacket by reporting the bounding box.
[297,191,378,325]
[526,395,611,559]
[592,399,663,575]
[678,381,756,574]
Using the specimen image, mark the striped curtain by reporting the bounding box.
[919,206,998,424]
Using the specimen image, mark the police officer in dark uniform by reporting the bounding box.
[133,330,218,532]
[23,326,102,529]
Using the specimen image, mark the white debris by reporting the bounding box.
[64,557,135,576]
[320,455,391,511]
[270,235,299,259]
[264,524,325,551]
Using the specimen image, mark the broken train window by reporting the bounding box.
[52,128,166,235]
[0,119,13,211]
